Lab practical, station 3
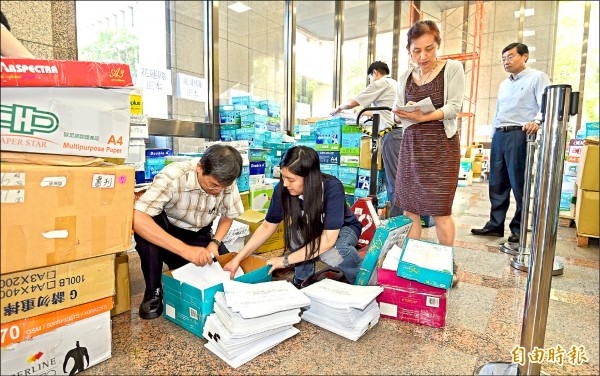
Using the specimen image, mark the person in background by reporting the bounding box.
[471,43,549,244]
[133,144,244,319]
[330,61,403,217]
[392,20,465,287]
[0,10,34,58]
[224,146,363,286]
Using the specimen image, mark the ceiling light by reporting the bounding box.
[228,2,251,13]
[523,30,536,37]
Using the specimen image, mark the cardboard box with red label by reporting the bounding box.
[1,57,133,87]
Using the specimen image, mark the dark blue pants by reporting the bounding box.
[485,129,527,234]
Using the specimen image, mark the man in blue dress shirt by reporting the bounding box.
[472,43,550,243]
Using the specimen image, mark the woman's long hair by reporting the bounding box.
[279,146,325,262]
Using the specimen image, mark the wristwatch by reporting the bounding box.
[210,238,222,247]
[533,119,542,125]
[283,255,290,267]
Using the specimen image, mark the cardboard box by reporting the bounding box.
[234,210,284,254]
[1,57,133,87]
[1,311,112,375]
[576,144,599,191]
[111,254,131,317]
[0,163,134,275]
[398,239,453,290]
[359,137,383,170]
[1,87,131,158]
[1,297,113,347]
[377,267,448,328]
[575,189,599,236]
[162,253,271,338]
[355,215,413,286]
[1,255,115,324]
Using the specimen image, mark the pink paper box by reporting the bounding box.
[377,267,448,328]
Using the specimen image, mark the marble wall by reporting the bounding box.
[1,0,77,60]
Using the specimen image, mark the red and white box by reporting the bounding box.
[377,267,448,328]
[1,57,133,87]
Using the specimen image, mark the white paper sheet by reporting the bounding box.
[302,306,380,341]
[401,240,453,272]
[301,279,383,310]
[203,314,295,358]
[223,280,311,318]
[394,97,436,128]
[205,327,299,368]
[171,261,243,291]
[213,292,302,337]
[381,244,404,271]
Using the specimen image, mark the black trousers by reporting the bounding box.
[134,211,229,293]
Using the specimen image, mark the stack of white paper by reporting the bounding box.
[301,279,384,341]
[171,261,243,291]
[203,280,311,368]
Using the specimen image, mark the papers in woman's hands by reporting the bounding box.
[394,97,435,127]
[171,261,244,291]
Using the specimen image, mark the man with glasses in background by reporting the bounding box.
[133,144,244,319]
[472,42,550,244]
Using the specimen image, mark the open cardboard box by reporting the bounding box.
[161,253,271,338]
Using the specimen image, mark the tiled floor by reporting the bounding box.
[83,182,599,375]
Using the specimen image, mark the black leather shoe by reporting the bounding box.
[471,227,503,237]
[508,233,520,243]
[139,287,163,320]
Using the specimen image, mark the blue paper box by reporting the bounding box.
[318,151,340,165]
[355,215,413,286]
[397,239,453,290]
[162,253,271,338]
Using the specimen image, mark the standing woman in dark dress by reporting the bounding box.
[392,20,465,286]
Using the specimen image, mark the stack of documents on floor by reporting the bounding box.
[301,279,384,341]
[203,280,311,368]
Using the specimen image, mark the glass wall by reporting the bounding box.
[74,0,598,138]
[77,0,206,121]
[341,1,369,108]
[218,1,285,106]
[295,1,335,121]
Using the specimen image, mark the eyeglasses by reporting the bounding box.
[204,177,225,192]
[500,54,518,63]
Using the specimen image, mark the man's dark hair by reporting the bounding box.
[367,61,390,76]
[1,11,11,31]
[502,42,529,62]
[200,144,242,186]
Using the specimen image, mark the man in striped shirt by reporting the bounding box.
[133,144,244,319]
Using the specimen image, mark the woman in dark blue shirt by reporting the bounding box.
[224,146,363,285]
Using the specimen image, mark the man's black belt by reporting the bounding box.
[496,126,522,132]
